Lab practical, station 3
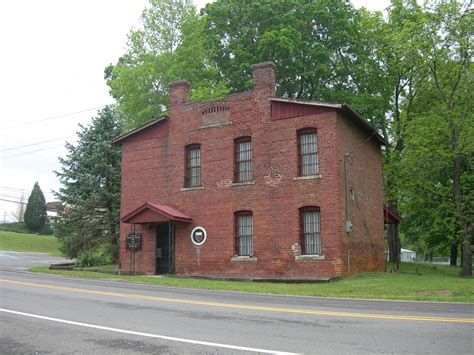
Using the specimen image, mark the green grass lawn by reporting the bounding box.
[30,262,473,303]
[0,230,61,256]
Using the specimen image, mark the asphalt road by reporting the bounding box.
[0,250,73,270]
[0,270,473,354]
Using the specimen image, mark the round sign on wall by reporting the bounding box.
[191,226,207,246]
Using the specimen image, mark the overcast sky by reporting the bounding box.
[0,0,389,222]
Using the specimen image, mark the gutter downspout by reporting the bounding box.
[344,153,353,232]
[344,153,353,277]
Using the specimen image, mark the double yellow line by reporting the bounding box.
[1,279,473,323]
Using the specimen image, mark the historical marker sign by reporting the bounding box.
[191,226,207,246]
[126,232,141,251]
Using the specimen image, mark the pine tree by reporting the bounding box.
[24,182,47,232]
[54,106,124,260]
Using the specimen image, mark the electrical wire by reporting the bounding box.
[0,198,26,205]
[0,186,55,197]
[0,105,106,130]
[0,135,73,153]
[0,135,66,154]
[1,146,63,160]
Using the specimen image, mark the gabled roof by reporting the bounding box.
[112,116,168,145]
[112,98,387,146]
[270,97,388,146]
[121,202,192,224]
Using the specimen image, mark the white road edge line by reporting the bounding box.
[0,308,296,355]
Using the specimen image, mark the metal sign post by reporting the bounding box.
[126,227,142,274]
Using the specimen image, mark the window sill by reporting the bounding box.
[231,256,257,262]
[231,181,255,187]
[293,174,322,181]
[295,255,325,261]
[180,186,204,192]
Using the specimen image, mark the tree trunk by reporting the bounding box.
[395,224,401,270]
[450,243,458,266]
[388,224,395,264]
[453,153,472,277]
[460,223,472,277]
[388,224,400,269]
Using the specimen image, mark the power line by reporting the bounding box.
[0,186,26,191]
[0,135,73,153]
[0,105,107,130]
[0,191,55,198]
[0,135,66,154]
[0,186,31,192]
[0,193,26,200]
[0,186,55,196]
[1,146,63,160]
[0,198,26,205]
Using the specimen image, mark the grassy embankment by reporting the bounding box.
[31,262,473,303]
[0,230,61,256]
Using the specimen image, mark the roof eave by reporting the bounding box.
[121,202,192,224]
[269,98,388,146]
[340,104,388,146]
[111,116,168,145]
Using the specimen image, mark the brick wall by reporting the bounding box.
[118,63,385,279]
[337,113,386,276]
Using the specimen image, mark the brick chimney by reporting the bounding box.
[252,61,276,96]
[169,80,191,108]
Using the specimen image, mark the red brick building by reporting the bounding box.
[114,62,387,280]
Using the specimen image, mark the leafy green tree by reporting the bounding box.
[356,0,429,265]
[54,106,124,261]
[24,182,47,233]
[106,0,228,131]
[398,0,473,276]
[202,0,424,143]
[204,0,361,97]
[353,1,472,274]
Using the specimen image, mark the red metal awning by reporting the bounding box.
[384,205,403,224]
[121,202,192,224]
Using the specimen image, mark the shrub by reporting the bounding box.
[0,222,29,234]
[40,222,53,235]
[76,253,108,268]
